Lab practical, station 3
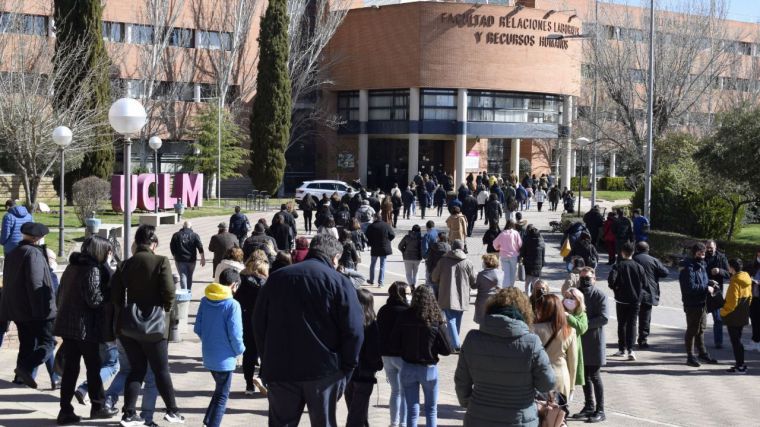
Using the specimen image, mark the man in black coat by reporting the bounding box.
[401,187,415,219]
[704,239,730,349]
[612,208,633,260]
[583,205,605,247]
[228,206,250,246]
[0,222,56,389]
[253,234,363,426]
[575,267,609,423]
[632,241,669,348]
[679,242,718,367]
[462,193,479,237]
[607,241,646,360]
[416,185,428,219]
[169,221,206,291]
[273,204,298,238]
[208,222,239,274]
[484,194,502,228]
[365,214,395,287]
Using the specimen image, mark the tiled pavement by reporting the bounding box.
[0,198,757,427]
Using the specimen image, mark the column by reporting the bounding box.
[560,96,573,189]
[193,84,201,102]
[358,89,369,185]
[455,88,468,186]
[571,150,577,177]
[609,152,617,177]
[408,88,420,183]
[510,138,520,177]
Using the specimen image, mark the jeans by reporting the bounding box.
[106,339,157,422]
[345,380,374,427]
[443,309,463,349]
[582,364,604,412]
[401,362,438,427]
[382,356,407,427]
[16,319,55,374]
[411,201,416,216]
[711,309,723,347]
[60,339,104,414]
[77,342,119,397]
[204,371,232,427]
[370,256,387,285]
[404,260,421,287]
[615,303,639,352]
[525,275,540,294]
[684,306,707,356]
[175,261,196,291]
[727,326,745,367]
[638,303,653,344]
[119,336,178,416]
[267,370,347,427]
[500,256,519,288]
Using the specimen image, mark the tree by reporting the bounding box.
[249,0,291,195]
[53,0,114,202]
[183,104,248,197]
[694,105,760,240]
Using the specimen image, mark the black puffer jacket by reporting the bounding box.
[377,297,409,356]
[0,241,56,323]
[425,241,451,278]
[398,231,422,261]
[366,220,395,257]
[390,308,452,365]
[54,252,111,342]
[520,231,545,277]
[339,240,360,270]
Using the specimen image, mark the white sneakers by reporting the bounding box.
[628,351,637,361]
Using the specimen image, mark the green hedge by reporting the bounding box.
[598,177,627,191]
[647,229,758,266]
[569,176,591,191]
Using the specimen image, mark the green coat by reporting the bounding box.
[566,311,588,385]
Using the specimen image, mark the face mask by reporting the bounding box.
[563,299,578,311]
[405,295,412,304]
[579,276,592,288]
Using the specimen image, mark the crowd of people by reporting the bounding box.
[0,166,759,427]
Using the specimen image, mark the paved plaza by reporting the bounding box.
[0,199,757,427]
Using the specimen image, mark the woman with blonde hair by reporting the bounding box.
[472,254,503,324]
[532,294,577,406]
[564,288,588,387]
[235,250,269,395]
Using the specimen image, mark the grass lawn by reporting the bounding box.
[734,224,760,246]
[594,190,633,202]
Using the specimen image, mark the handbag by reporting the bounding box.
[705,283,725,313]
[560,238,571,258]
[118,264,166,343]
[536,391,567,427]
[517,262,526,282]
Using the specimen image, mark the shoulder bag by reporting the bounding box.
[118,262,166,343]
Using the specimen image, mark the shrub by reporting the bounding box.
[598,177,627,191]
[72,176,111,226]
[569,176,591,191]
[647,229,758,266]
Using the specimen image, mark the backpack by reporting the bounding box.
[336,210,351,227]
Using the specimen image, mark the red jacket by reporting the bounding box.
[603,219,616,242]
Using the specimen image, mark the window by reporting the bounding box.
[169,28,193,48]
[467,91,560,124]
[421,89,457,120]
[23,15,47,36]
[131,24,154,44]
[0,13,47,36]
[199,83,217,100]
[126,79,146,98]
[337,91,359,121]
[198,30,232,50]
[368,90,408,121]
[102,21,124,43]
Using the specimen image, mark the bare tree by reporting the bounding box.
[0,35,112,209]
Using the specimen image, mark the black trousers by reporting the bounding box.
[242,323,259,387]
[727,325,745,367]
[616,303,639,352]
[403,205,411,219]
[268,370,347,427]
[550,201,559,211]
[392,211,399,228]
[418,203,426,219]
[582,365,604,412]
[466,215,477,237]
[750,298,760,343]
[345,380,374,427]
[16,319,55,373]
[478,205,484,219]
[638,303,653,344]
[120,336,178,415]
[60,339,104,414]
[684,306,707,356]
[303,212,313,233]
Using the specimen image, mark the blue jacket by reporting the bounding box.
[194,283,245,372]
[632,215,649,241]
[679,258,709,308]
[421,228,439,258]
[253,256,364,382]
[1,206,33,254]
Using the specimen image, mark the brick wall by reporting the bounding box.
[0,175,57,203]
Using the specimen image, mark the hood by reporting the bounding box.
[68,251,98,266]
[733,271,752,289]
[444,249,467,261]
[480,313,530,338]
[205,283,233,301]
[8,205,30,218]
[478,268,503,286]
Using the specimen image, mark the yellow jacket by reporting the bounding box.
[720,271,752,318]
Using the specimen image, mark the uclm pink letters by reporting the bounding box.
[112,173,204,213]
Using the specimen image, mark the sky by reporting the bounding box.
[606,0,760,23]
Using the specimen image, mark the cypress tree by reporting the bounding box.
[53,0,114,190]
[249,0,291,195]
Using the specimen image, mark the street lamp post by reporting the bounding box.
[149,136,162,214]
[576,137,590,216]
[52,126,72,258]
[644,0,656,220]
[109,98,147,259]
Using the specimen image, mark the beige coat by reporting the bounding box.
[532,322,578,400]
[432,249,476,311]
[446,214,468,243]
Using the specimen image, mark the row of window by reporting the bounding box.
[0,12,47,36]
[337,89,562,124]
[582,63,759,91]
[115,79,239,103]
[578,105,715,127]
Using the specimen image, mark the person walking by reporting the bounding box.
[454,287,555,427]
[425,233,451,298]
[213,247,245,282]
[345,288,383,426]
[720,258,752,374]
[612,209,633,260]
[564,288,588,388]
[54,236,119,424]
[568,231,598,269]
[1,199,33,254]
[472,254,503,324]
[268,213,294,252]
[462,192,478,237]
[432,239,476,351]
[607,242,646,360]
[103,341,158,425]
[484,194,502,229]
[631,209,650,242]
[632,242,669,348]
[433,185,446,217]
[391,193,402,228]
[679,242,719,368]
[492,220,522,288]
[208,222,239,275]
[534,186,547,212]
[482,221,501,254]
[355,200,376,233]
[402,186,415,219]
[110,225,184,426]
[705,240,730,349]
[602,212,617,265]
[572,268,609,423]
[228,206,251,246]
[253,234,364,426]
[170,221,205,291]
[377,282,410,427]
[0,222,56,390]
[416,183,428,220]
[520,225,545,294]
[194,269,245,427]
[236,250,268,396]
[548,186,560,212]
[274,203,298,238]
[300,195,317,234]
[532,294,577,406]
[381,196,394,225]
[390,286,453,427]
[476,186,489,220]
[366,214,395,287]
[399,225,423,288]
[242,223,277,263]
[349,218,369,252]
[445,206,468,247]
[583,206,604,247]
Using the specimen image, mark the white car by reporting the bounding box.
[295,180,357,202]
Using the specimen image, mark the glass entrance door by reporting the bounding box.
[368,139,408,192]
